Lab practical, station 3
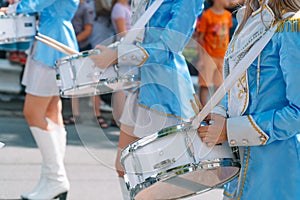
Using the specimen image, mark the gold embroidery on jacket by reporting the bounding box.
[237,147,251,200]
[275,17,300,33]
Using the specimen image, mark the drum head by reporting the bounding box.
[133,165,239,200]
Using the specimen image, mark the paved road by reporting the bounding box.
[0,95,224,200]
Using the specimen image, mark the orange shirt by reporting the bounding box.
[197,8,232,58]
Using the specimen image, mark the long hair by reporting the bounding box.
[236,0,300,34]
[111,0,119,11]
[94,0,111,20]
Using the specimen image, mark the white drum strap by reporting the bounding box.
[121,0,164,44]
[191,25,276,128]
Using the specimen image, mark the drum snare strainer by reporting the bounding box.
[121,122,240,200]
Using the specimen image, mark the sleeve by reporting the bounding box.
[227,19,300,147]
[117,0,204,66]
[111,4,126,20]
[16,0,57,13]
[211,95,228,118]
[83,4,94,25]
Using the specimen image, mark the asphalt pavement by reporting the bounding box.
[0,93,223,200]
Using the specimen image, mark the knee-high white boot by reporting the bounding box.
[21,126,69,200]
[119,177,131,200]
[45,118,67,157]
[21,119,68,200]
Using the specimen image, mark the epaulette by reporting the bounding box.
[275,11,300,33]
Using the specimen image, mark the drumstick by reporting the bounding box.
[190,99,200,115]
[35,36,72,55]
[37,33,79,55]
[193,93,203,111]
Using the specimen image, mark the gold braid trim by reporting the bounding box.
[275,16,300,33]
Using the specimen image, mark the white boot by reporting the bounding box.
[21,126,69,200]
[0,142,5,148]
[46,118,67,157]
[119,177,131,200]
[21,119,67,200]
[20,165,46,199]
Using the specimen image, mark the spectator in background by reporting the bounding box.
[89,0,115,124]
[65,0,109,128]
[90,0,114,46]
[72,0,93,52]
[196,0,232,106]
[0,42,30,65]
[111,0,131,40]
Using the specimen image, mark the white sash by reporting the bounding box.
[121,0,163,44]
[191,25,276,129]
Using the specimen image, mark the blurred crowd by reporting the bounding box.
[0,0,245,127]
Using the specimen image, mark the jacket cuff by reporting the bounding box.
[117,44,149,67]
[227,115,269,146]
[211,105,227,118]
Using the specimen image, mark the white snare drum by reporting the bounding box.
[0,14,36,44]
[55,50,140,98]
[120,122,240,200]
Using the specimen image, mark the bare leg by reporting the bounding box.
[24,94,63,130]
[71,98,80,117]
[112,91,126,124]
[115,124,138,177]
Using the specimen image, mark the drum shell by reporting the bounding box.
[56,50,140,97]
[121,123,240,200]
[0,14,36,44]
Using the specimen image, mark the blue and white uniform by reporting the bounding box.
[216,11,300,200]
[117,0,204,137]
[15,0,79,96]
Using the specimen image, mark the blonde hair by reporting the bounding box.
[236,0,300,33]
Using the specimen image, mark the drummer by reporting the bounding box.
[197,0,300,199]
[1,0,79,200]
[91,0,204,199]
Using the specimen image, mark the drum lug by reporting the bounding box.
[153,158,176,170]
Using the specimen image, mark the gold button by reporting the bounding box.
[259,136,266,142]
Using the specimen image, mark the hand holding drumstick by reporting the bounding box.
[190,93,227,147]
[90,45,118,69]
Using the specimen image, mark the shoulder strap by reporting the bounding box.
[121,0,163,44]
[192,25,276,128]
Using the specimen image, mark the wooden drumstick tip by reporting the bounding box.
[193,93,203,111]
[190,99,199,115]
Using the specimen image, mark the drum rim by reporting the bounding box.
[0,13,34,18]
[120,122,193,162]
[127,159,240,200]
[0,36,35,44]
[59,74,140,98]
